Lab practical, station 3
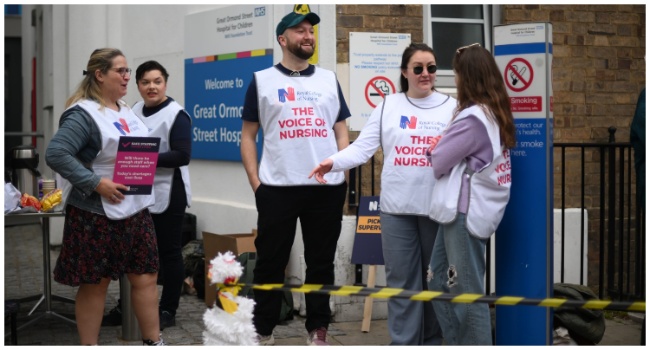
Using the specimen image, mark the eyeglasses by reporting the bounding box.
[111,67,132,77]
[456,43,481,55]
[412,65,437,75]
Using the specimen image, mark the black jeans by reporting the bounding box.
[252,183,347,335]
[152,175,188,315]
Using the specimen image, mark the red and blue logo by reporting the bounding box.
[278,86,296,103]
[399,115,417,129]
[113,118,131,135]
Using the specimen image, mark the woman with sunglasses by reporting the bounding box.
[427,43,515,345]
[45,48,164,345]
[309,42,455,345]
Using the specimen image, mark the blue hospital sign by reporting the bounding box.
[184,5,274,161]
[185,54,270,161]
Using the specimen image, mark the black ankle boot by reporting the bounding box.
[159,310,176,330]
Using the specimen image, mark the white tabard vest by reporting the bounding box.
[428,105,512,239]
[378,92,456,215]
[133,100,192,213]
[255,66,344,186]
[60,99,155,220]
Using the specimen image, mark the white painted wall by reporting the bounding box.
[34,4,383,322]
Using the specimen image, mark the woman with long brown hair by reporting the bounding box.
[426,43,515,345]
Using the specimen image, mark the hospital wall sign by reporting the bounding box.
[349,32,411,131]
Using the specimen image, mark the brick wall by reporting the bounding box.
[504,5,645,143]
[336,5,423,64]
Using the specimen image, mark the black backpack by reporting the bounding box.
[237,252,295,323]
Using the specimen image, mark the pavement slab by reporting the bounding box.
[3,222,644,346]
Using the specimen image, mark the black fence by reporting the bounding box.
[348,127,645,302]
[554,127,644,301]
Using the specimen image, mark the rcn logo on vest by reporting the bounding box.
[113,118,131,135]
[399,115,417,129]
[278,86,296,103]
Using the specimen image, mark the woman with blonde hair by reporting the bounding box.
[427,43,515,345]
[45,48,164,345]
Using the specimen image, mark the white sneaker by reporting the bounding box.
[257,333,275,346]
[142,334,166,346]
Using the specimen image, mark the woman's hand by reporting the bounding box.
[95,177,129,204]
[427,135,442,155]
[308,159,334,184]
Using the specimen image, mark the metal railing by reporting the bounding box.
[348,127,645,302]
[555,127,644,301]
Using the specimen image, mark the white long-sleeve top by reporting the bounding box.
[329,92,456,215]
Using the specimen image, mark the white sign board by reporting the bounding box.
[349,32,411,131]
[185,5,273,58]
[493,23,552,119]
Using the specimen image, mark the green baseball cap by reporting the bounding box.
[275,11,320,37]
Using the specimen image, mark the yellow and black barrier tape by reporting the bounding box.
[224,283,645,312]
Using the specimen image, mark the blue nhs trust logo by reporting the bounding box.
[254,7,266,17]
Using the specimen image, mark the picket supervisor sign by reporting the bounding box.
[493,22,554,345]
[351,196,384,265]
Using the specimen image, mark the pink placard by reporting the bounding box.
[113,136,161,195]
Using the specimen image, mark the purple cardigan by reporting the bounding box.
[430,114,493,214]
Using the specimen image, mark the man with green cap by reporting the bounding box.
[240,9,351,346]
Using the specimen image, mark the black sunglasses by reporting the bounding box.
[413,65,437,75]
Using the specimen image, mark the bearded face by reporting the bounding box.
[281,21,316,61]
[284,34,314,60]
[287,38,314,60]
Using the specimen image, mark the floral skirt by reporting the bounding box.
[53,205,159,286]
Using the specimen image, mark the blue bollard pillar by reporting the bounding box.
[493,22,555,345]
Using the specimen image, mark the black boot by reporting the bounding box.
[159,310,176,330]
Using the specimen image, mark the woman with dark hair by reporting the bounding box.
[427,43,515,345]
[309,42,456,345]
[45,48,164,345]
[132,60,192,330]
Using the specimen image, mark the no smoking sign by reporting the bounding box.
[365,76,396,108]
[504,58,533,92]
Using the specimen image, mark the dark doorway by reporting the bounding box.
[5,36,23,182]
